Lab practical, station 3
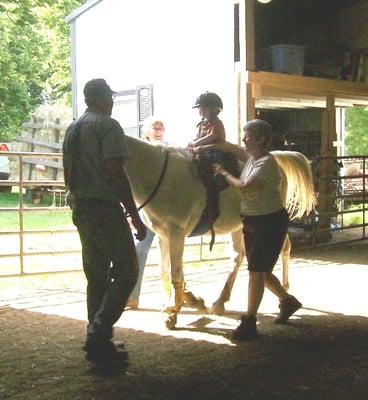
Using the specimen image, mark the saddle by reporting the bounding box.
[189,150,239,248]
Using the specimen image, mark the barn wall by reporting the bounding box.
[73,0,237,145]
[334,0,368,50]
[260,109,321,158]
[254,0,368,74]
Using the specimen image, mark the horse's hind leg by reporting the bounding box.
[164,232,185,329]
[210,228,245,315]
[281,234,291,291]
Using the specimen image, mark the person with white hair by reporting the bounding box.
[126,117,167,309]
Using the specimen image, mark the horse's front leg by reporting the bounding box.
[158,236,171,300]
[210,228,245,315]
[281,234,291,291]
[164,231,185,330]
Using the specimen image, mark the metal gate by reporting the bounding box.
[291,155,367,246]
[0,151,229,278]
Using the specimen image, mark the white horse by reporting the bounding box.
[125,136,315,328]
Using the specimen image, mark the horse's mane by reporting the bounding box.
[126,135,192,162]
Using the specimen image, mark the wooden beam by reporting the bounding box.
[247,71,368,100]
[246,83,256,119]
[327,95,337,157]
[238,0,246,70]
[259,85,368,106]
[236,70,242,144]
[318,107,332,241]
[320,95,336,157]
[238,0,255,70]
[256,100,312,109]
[22,158,63,169]
[317,96,337,242]
[22,121,68,130]
[237,0,256,140]
[245,0,255,71]
[16,136,63,150]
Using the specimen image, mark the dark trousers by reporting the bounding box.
[242,208,289,272]
[72,201,138,340]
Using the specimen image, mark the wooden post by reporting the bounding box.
[245,0,255,72]
[52,118,61,180]
[236,69,242,145]
[237,0,256,143]
[18,154,24,275]
[28,117,37,180]
[246,83,256,120]
[317,95,336,242]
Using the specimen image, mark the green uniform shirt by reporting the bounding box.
[63,108,128,202]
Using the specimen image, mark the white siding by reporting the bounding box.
[73,0,237,145]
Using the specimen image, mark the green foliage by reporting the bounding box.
[345,107,368,156]
[343,203,365,227]
[0,192,72,230]
[41,0,85,104]
[0,0,84,142]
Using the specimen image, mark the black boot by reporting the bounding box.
[232,314,258,341]
[83,335,128,366]
[274,295,302,324]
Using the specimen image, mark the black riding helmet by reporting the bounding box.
[192,92,223,110]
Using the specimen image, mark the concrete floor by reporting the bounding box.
[1,241,367,346]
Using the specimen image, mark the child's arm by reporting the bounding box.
[189,119,225,147]
[190,130,223,147]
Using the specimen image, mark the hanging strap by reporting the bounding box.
[125,149,169,217]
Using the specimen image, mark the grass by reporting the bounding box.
[0,192,73,231]
[343,203,366,226]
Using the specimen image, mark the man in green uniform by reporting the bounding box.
[63,78,146,366]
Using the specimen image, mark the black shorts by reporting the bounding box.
[241,208,289,273]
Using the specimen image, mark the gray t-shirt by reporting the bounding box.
[63,109,128,202]
[240,154,283,216]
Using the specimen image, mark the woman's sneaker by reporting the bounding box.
[275,295,302,324]
[231,315,258,341]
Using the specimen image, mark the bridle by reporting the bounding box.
[126,149,169,217]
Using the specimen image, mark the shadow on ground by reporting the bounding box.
[0,306,367,400]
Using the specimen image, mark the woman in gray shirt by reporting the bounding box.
[195,119,302,341]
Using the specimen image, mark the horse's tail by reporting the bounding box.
[272,151,316,220]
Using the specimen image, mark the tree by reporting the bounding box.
[345,107,368,156]
[41,0,85,105]
[0,0,49,141]
[0,0,84,142]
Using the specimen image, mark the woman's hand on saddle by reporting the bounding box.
[213,163,227,176]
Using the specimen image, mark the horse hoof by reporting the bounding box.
[165,315,177,330]
[209,302,225,316]
[183,292,207,312]
[196,299,208,313]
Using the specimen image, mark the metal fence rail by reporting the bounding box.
[0,151,72,276]
[309,154,367,245]
[0,151,230,278]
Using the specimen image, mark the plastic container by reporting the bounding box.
[261,44,305,75]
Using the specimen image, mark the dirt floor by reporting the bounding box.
[0,241,368,400]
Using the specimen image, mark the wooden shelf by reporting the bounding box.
[246,71,368,109]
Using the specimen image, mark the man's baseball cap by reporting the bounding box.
[83,78,116,99]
